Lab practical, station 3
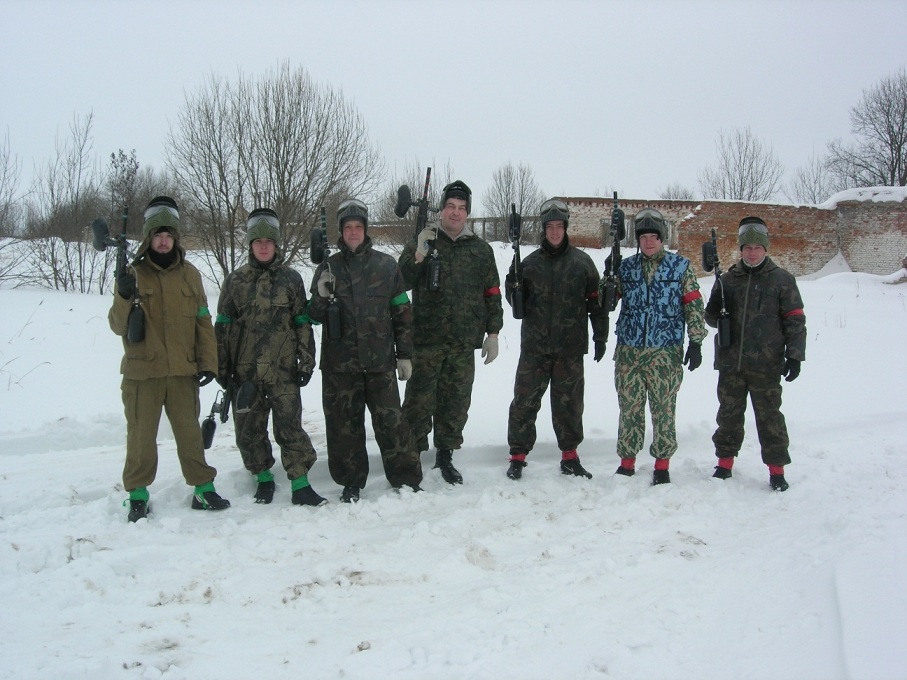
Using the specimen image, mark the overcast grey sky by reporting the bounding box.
[3,0,906,212]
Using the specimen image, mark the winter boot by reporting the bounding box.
[254,470,276,504]
[770,475,790,492]
[615,458,636,477]
[191,482,231,510]
[652,459,671,485]
[434,449,463,485]
[560,450,592,479]
[341,485,360,503]
[291,476,327,506]
[769,465,789,492]
[713,456,734,479]
[126,487,150,522]
[507,453,527,480]
[127,500,149,522]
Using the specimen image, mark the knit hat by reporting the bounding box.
[246,208,280,246]
[143,196,181,239]
[738,216,770,250]
[337,198,369,231]
[439,180,472,214]
[539,199,570,229]
[634,207,667,242]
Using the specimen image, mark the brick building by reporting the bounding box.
[557,187,907,276]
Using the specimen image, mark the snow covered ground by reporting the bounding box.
[1,243,906,680]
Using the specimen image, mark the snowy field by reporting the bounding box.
[1,242,906,680]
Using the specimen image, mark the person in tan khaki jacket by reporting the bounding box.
[109,196,230,522]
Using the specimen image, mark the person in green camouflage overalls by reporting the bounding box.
[215,208,326,507]
[504,199,609,480]
[110,195,230,522]
[705,216,806,491]
[612,207,707,485]
[398,180,504,485]
[308,199,423,503]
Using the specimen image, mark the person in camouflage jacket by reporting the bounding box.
[109,195,229,522]
[308,199,423,503]
[398,180,504,484]
[612,207,707,485]
[215,208,325,507]
[705,216,806,492]
[503,199,608,480]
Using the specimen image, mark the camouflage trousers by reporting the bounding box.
[233,380,317,481]
[507,352,585,455]
[403,345,475,452]
[614,347,683,460]
[713,370,791,466]
[323,370,423,489]
[122,376,216,490]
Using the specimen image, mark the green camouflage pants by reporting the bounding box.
[403,345,475,452]
[121,376,216,490]
[507,352,585,454]
[323,370,423,489]
[233,380,317,481]
[614,348,683,460]
[713,370,791,466]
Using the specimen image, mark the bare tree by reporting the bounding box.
[827,68,907,188]
[0,131,25,283]
[481,163,546,243]
[657,183,697,201]
[698,126,784,201]
[785,151,835,204]
[22,112,107,292]
[167,63,384,286]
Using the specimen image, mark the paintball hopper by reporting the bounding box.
[508,206,522,244]
[310,228,325,264]
[611,207,627,241]
[394,185,414,218]
[91,217,116,252]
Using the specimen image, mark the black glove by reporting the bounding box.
[216,374,229,389]
[117,270,136,299]
[683,343,702,371]
[298,371,312,388]
[197,371,216,387]
[782,359,801,382]
[593,340,606,362]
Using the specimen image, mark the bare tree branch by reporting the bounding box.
[698,126,784,201]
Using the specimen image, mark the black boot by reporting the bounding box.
[127,499,149,522]
[254,480,275,504]
[292,485,327,506]
[191,490,231,510]
[560,458,593,479]
[507,460,526,480]
[652,469,671,485]
[770,474,789,492]
[341,485,360,503]
[712,466,733,480]
[434,449,463,485]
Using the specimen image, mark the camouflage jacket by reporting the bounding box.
[705,256,806,374]
[398,226,503,349]
[308,237,412,373]
[109,241,217,380]
[506,237,607,356]
[215,252,315,386]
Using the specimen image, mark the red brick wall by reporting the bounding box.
[562,196,907,276]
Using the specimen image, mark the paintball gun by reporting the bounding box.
[508,203,524,319]
[395,167,440,291]
[202,390,228,449]
[92,206,145,342]
[310,206,342,339]
[599,192,626,312]
[701,228,732,348]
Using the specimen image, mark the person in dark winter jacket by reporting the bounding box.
[308,199,423,503]
[398,180,504,485]
[611,207,707,485]
[110,195,229,522]
[705,216,806,491]
[504,199,608,480]
[215,208,326,507]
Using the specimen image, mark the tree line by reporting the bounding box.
[1,63,904,293]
